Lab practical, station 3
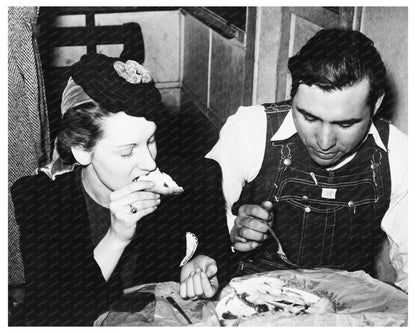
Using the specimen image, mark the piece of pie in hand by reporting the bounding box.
[133,168,184,196]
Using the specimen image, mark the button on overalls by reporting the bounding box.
[232,102,391,278]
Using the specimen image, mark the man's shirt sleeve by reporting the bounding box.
[381,124,408,292]
[206,105,267,231]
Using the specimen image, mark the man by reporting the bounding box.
[207,28,408,292]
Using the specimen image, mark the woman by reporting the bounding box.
[11,53,233,325]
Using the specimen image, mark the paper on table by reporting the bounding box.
[94,269,407,326]
[94,281,220,326]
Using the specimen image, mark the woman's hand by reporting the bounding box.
[94,180,161,281]
[179,255,219,299]
[108,180,161,245]
[150,185,184,196]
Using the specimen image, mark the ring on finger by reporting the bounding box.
[190,296,199,301]
[129,204,138,214]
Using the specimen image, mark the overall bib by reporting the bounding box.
[232,102,391,278]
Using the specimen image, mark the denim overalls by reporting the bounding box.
[232,102,391,278]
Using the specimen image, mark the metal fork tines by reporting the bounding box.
[262,222,300,268]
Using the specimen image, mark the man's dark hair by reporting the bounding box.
[56,102,110,164]
[288,28,386,108]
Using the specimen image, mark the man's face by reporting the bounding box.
[86,112,157,191]
[292,79,373,167]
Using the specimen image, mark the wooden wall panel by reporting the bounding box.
[275,7,337,101]
[209,32,245,126]
[290,14,322,56]
[283,14,322,98]
[253,7,283,105]
[360,7,408,133]
[181,11,247,128]
[289,7,339,28]
[182,14,210,110]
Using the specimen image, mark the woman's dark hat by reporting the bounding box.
[69,52,166,121]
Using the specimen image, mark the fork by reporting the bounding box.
[262,221,300,268]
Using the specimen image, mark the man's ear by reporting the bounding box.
[71,146,92,166]
[372,92,385,117]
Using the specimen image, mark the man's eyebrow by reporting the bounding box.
[296,107,363,124]
[297,107,321,120]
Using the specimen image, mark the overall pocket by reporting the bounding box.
[272,171,378,268]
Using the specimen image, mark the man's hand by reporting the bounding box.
[230,201,273,252]
[179,255,219,299]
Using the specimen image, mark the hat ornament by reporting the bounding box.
[113,60,152,84]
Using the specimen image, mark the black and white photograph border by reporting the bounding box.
[3,0,414,329]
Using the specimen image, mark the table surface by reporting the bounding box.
[94,268,408,326]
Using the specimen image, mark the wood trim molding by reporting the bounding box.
[275,8,292,101]
[242,7,257,105]
[352,7,363,31]
[180,7,246,44]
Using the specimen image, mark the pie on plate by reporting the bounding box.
[216,275,334,322]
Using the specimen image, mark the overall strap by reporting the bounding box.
[231,101,291,215]
[262,101,291,200]
[263,100,291,138]
[374,118,390,148]
[370,118,391,198]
